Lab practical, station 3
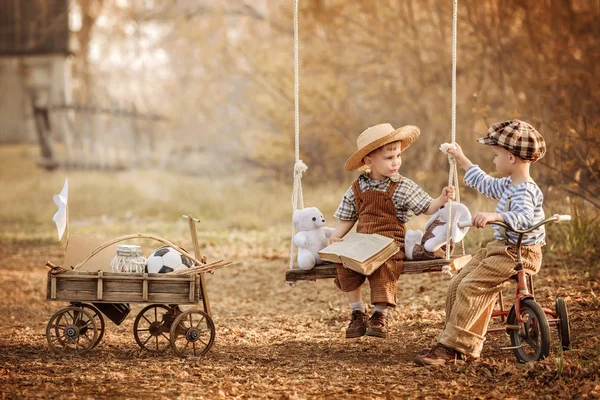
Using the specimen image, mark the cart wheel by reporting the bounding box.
[72,303,105,348]
[507,298,551,362]
[170,310,215,357]
[46,306,98,355]
[555,298,571,350]
[133,304,172,352]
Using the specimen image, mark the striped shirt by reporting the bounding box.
[464,165,546,245]
[334,173,433,223]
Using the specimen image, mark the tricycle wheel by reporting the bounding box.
[46,306,98,355]
[133,304,172,352]
[555,298,571,350]
[170,310,215,357]
[507,298,551,362]
[72,303,105,348]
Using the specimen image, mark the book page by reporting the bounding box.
[318,233,395,263]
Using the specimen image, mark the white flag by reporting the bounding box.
[52,178,69,241]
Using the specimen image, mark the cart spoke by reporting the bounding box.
[143,315,153,325]
[79,320,92,329]
[193,316,206,329]
[143,334,154,346]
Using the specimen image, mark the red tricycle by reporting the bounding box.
[458,214,572,362]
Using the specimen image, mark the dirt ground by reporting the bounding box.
[0,241,599,400]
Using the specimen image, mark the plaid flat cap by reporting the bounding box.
[477,119,546,162]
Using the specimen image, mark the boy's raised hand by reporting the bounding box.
[441,186,455,203]
[445,143,474,171]
[445,142,464,159]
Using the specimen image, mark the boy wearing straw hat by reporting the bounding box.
[331,123,455,339]
[414,119,546,365]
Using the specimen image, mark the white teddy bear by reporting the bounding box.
[405,202,472,260]
[293,207,335,270]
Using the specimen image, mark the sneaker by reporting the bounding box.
[366,311,388,338]
[345,310,368,338]
[413,344,464,366]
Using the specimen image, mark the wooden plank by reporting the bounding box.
[450,254,472,272]
[46,270,198,304]
[143,274,148,302]
[49,289,198,304]
[187,216,211,316]
[53,272,194,282]
[50,275,56,299]
[285,264,338,282]
[97,271,103,300]
[285,256,468,282]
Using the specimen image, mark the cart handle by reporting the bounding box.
[72,233,204,271]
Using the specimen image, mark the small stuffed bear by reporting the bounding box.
[293,207,335,270]
[405,202,471,260]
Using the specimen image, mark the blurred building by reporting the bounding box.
[0,0,71,143]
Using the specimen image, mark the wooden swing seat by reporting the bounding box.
[285,254,472,283]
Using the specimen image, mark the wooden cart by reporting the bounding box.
[45,215,220,358]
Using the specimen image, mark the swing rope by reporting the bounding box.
[443,0,466,260]
[288,0,465,271]
[290,0,306,269]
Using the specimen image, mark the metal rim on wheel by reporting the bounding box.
[507,298,551,363]
[133,304,172,352]
[555,298,571,350]
[46,306,98,355]
[170,310,215,358]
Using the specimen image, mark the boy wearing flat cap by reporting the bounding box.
[415,119,547,365]
[331,123,455,339]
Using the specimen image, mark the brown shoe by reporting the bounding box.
[414,344,464,366]
[366,311,388,338]
[345,310,368,338]
[418,347,431,356]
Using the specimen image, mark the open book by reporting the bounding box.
[318,232,399,276]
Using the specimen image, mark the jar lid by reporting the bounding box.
[116,244,143,257]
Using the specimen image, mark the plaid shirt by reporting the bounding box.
[334,173,433,223]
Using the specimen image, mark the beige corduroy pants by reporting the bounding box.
[438,240,543,358]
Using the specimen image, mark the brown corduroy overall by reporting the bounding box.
[334,179,406,307]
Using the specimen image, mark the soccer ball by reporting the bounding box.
[146,246,194,273]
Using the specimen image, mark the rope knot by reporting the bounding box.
[442,265,453,278]
[439,143,457,154]
[294,160,308,176]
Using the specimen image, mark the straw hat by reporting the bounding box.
[344,124,420,171]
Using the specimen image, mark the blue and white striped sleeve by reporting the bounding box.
[500,184,538,231]
[464,165,511,200]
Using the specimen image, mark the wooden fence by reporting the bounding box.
[33,102,167,171]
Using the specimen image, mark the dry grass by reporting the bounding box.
[0,144,599,399]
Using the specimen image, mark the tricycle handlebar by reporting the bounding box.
[457,214,572,232]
